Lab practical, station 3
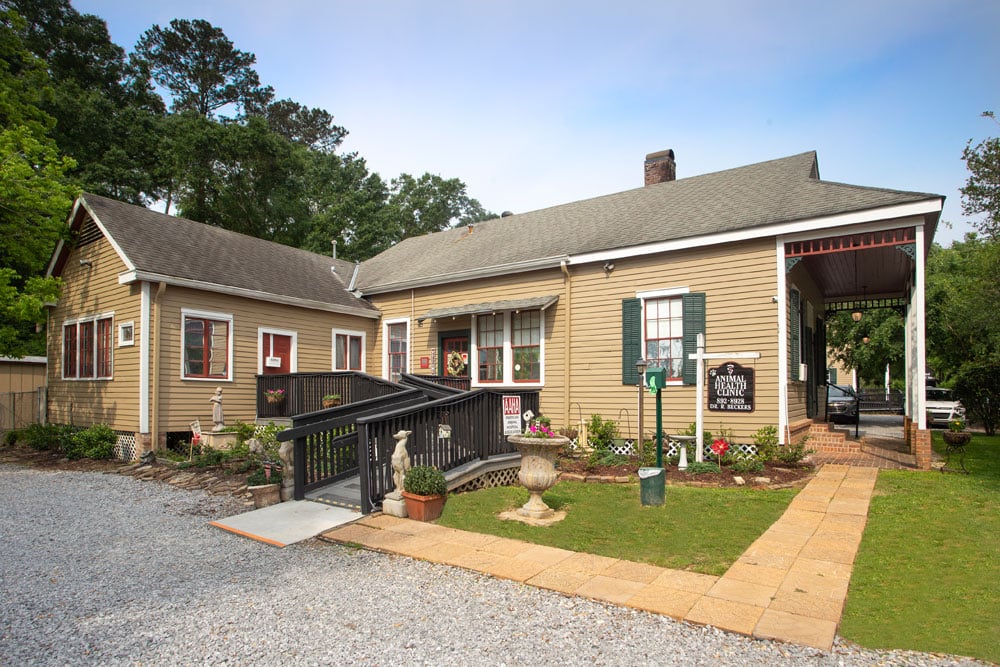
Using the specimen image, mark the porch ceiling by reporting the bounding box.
[801,245,913,301]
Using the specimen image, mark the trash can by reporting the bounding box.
[639,467,665,506]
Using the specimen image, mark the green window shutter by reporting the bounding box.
[790,289,801,381]
[681,292,705,385]
[621,298,641,385]
[827,368,837,384]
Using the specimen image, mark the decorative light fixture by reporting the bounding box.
[850,255,863,321]
[851,308,863,322]
[604,260,616,274]
[862,335,870,344]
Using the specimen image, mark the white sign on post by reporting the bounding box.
[502,395,522,435]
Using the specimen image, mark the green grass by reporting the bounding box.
[438,481,797,576]
[839,432,1000,664]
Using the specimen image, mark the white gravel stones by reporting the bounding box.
[0,463,987,666]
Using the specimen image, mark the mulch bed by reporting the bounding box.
[556,454,815,489]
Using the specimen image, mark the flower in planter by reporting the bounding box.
[948,418,966,432]
[523,422,558,438]
[264,388,286,402]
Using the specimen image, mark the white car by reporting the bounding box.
[925,387,965,427]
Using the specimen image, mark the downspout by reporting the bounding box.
[560,260,572,426]
[150,282,166,451]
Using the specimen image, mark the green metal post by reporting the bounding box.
[655,386,663,468]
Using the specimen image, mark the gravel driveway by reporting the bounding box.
[0,463,985,666]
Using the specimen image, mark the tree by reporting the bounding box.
[0,10,76,356]
[826,309,905,388]
[925,236,1000,385]
[264,99,346,153]
[387,172,494,242]
[133,18,272,119]
[953,363,1000,435]
[960,111,1000,240]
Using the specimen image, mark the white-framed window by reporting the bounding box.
[333,328,366,372]
[471,309,545,387]
[181,309,233,381]
[382,318,409,383]
[637,287,689,385]
[118,321,135,347]
[62,312,114,380]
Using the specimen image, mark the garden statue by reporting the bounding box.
[387,429,412,501]
[209,387,225,431]
[278,439,295,501]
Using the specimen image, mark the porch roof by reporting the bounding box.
[417,295,559,323]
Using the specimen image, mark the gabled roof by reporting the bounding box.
[48,194,378,318]
[355,151,942,294]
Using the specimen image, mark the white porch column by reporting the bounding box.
[775,238,789,444]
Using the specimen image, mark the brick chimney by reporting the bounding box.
[644,149,676,186]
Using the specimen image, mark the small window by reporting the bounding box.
[644,296,684,380]
[476,314,504,383]
[62,314,113,380]
[119,321,134,347]
[386,322,408,383]
[183,313,231,380]
[334,331,364,371]
[512,311,540,382]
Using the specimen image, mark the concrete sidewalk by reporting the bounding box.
[320,464,876,651]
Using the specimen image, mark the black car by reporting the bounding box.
[826,384,859,424]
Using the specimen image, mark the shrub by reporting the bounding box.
[64,424,116,460]
[403,465,447,496]
[17,423,68,451]
[732,457,765,474]
[586,414,618,450]
[4,429,19,446]
[953,362,1000,435]
[246,465,282,486]
[775,438,813,465]
[753,425,780,461]
[685,461,721,475]
[681,423,713,448]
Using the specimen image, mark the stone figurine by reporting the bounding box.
[210,387,225,431]
[387,429,412,500]
[278,439,295,502]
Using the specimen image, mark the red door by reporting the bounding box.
[442,336,469,377]
[262,333,292,374]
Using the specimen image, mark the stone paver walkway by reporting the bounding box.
[320,464,877,651]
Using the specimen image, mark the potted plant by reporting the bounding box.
[942,418,971,446]
[401,465,447,521]
[247,464,282,508]
[322,394,342,408]
[264,388,286,404]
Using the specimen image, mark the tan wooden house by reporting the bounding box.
[47,150,944,467]
[45,194,379,458]
[353,150,943,464]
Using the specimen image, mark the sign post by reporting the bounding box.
[689,334,761,462]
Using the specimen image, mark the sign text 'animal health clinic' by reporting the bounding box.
[707,362,755,412]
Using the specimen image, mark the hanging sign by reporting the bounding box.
[502,395,522,435]
[708,362,755,412]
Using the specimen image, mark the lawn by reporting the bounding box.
[437,480,797,576]
[839,432,1000,664]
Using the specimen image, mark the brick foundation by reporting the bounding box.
[909,423,932,470]
[135,432,153,459]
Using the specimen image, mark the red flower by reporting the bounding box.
[710,438,730,457]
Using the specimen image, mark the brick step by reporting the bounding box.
[807,423,862,454]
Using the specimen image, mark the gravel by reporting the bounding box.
[0,462,987,666]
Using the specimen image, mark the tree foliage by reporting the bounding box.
[133,18,271,118]
[952,362,1000,435]
[960,112,1000,240]
[826,308,905,388]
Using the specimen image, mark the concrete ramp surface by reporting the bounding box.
[210,500,360,547]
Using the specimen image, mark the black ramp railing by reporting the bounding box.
[277,389,428,499]
[356,389,539,514]
[257,372,404,419]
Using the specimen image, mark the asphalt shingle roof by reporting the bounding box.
[73,194,377,315]
[356,151,941,293]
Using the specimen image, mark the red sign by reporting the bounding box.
[502,395,522,435]
[419,356,430,369]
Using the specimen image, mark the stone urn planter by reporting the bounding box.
[507,434,570,519]
[249,483,281,509]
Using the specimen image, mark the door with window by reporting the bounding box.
[261,332,293,375]
[441,336,469,377]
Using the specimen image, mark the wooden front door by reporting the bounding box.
[262,333,292,375]
[441,336,470,377]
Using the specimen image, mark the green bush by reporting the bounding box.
[246,465,282,486]
[681,422,713,448]
[685,461,721,475]
[732,457,765,474]
[775,438,813,465]
[753,425,780,462]
[4,429,19,446]
[403,465,447,496]
[586,414,618,450]
[17,423,69,451]
[64,424,116,460]
[953,362,1000,435]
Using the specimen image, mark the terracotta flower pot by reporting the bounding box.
[401,490,446,521]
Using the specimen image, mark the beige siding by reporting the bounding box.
[154,286,377,437]
[787,264,825,425]
[369,238,781,444]
[47,235,142,432]
[0,360,46,394]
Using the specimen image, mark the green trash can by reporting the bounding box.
[639,467,665,506]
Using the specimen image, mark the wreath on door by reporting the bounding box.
[447,350,467,376]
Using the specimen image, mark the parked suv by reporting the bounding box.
[826,384,859,425]
[926,387,965,427]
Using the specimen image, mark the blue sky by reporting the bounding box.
[76,0,1000,246]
